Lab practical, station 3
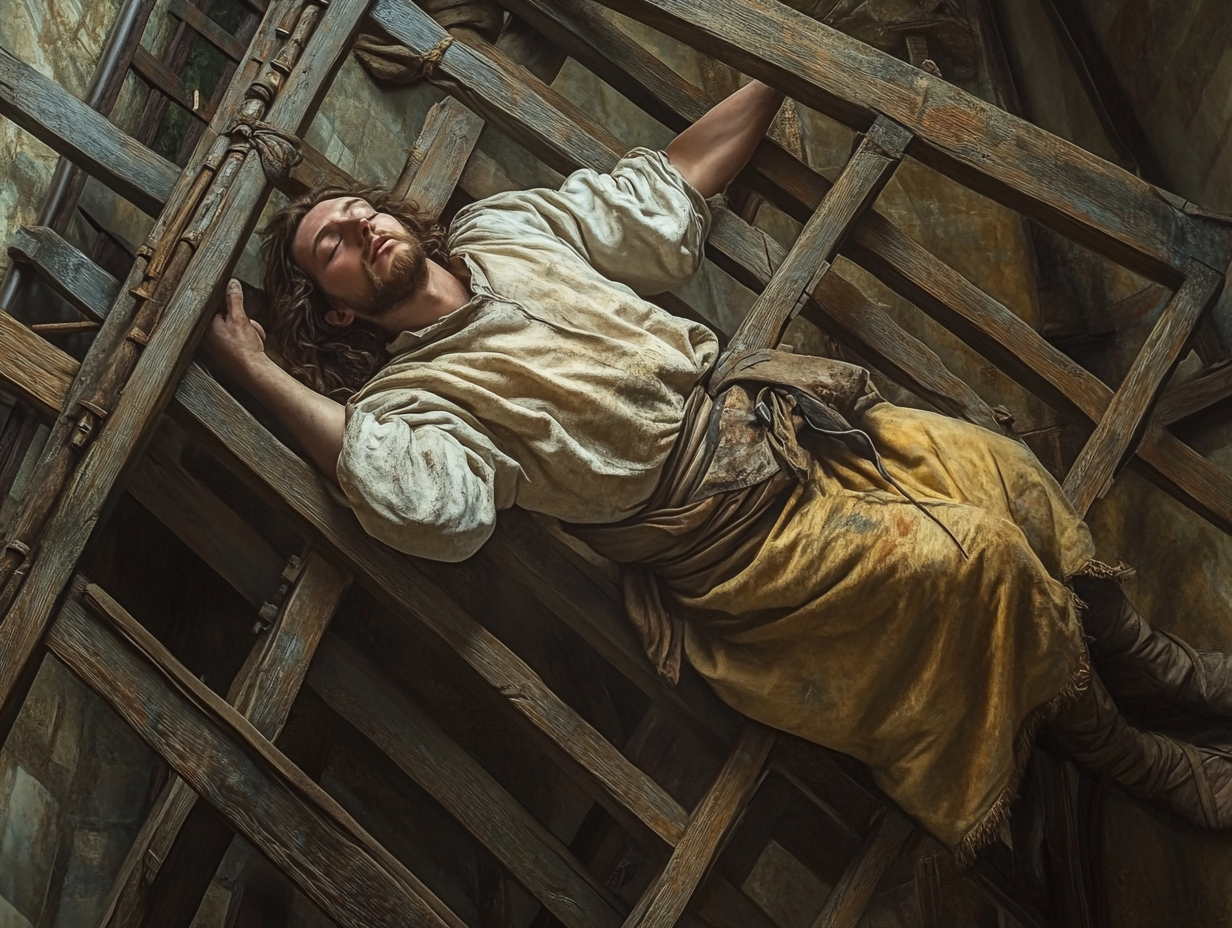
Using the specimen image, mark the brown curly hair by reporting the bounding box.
[261,185,449,400]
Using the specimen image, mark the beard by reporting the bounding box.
[359,224,428,319]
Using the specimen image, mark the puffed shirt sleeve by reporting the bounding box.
[336,390,519,562]
[448,148,711,295]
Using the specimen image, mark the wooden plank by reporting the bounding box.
[309,635,625,928]
[393,97,486,217]
[167,0,248,62]
[590,0,1232,281]
[809,808,913,928]
[716,114,911,378]
[132,45,215,123]
[1156,359,1232,428]
[0,312,78,416]
[1063,262,1224,513]
[0,46,179,216]
[622,724,774,928]
[6,226,121,322]
[47,580,461,928]
[96,550,352,928]
[0,0,369,739]
[173,363,690,846]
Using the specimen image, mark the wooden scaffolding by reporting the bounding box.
[1,0,1231,925]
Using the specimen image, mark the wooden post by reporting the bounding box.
[1062,262,1225,514]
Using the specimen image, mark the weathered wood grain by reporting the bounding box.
[1156,359,1232,428]
[48,581,462,928]
[715,115,911,379]
[486,510,739,753]
[0,47,178,216]
[621,724,773,928]
[1063,262,1224,513]
[0,312,78,416]
[591,0,1232,281]
[173,362,690,846]
[810,808,913,928]
[394,96,486,217]
[6,226,121,322]
[310,635,624,928]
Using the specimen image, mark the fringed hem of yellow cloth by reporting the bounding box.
[954,558,1130,866]
[952,646,1090,867]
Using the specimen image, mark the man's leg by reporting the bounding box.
[1073,573,1232,722]
[1042,667,1232,830]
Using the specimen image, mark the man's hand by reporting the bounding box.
[201,278,347,483]
[204,279,269,381]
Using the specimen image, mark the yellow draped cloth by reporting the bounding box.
[677,403,1095,860]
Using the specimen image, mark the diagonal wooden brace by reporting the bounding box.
[710,115,912,390]
[1063,259,1225,515]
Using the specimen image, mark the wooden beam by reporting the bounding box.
[309,635,625,928]
[0,46,179,216]
[393,96,486,217]
[715,114,911,379]
[1156,359,1232,428]
[173,362,690,846]
[622,725,774,928]
[809,808,913,928]
[589,0,1232,281]
[1063,262,1224,513]
[0,312,77,416]
[6,226,122,322]
[96,550,352,928]
[47,580,461,928]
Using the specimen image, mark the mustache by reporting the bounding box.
[364,227,414,268]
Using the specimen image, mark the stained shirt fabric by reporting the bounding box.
[336,148,719,561]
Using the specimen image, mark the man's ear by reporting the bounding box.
[324,305,355,327]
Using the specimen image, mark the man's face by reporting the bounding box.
[291,196,428,322]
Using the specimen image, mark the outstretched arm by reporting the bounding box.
[203,279,346,482]
[665,80,786,198]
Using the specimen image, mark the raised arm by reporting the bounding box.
[203,279,346,481]
[665,80,786,198]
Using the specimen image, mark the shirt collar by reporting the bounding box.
[384,253,493,355]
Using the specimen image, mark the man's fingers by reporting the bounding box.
[252,320,266,341]
[225,278,246,317]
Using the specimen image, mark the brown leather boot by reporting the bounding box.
[1042,669,1232,830]
[1072,574,1232,721]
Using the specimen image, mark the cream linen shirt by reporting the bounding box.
[336,149,720,562]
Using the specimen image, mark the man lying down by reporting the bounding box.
[205,79,1232,862]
